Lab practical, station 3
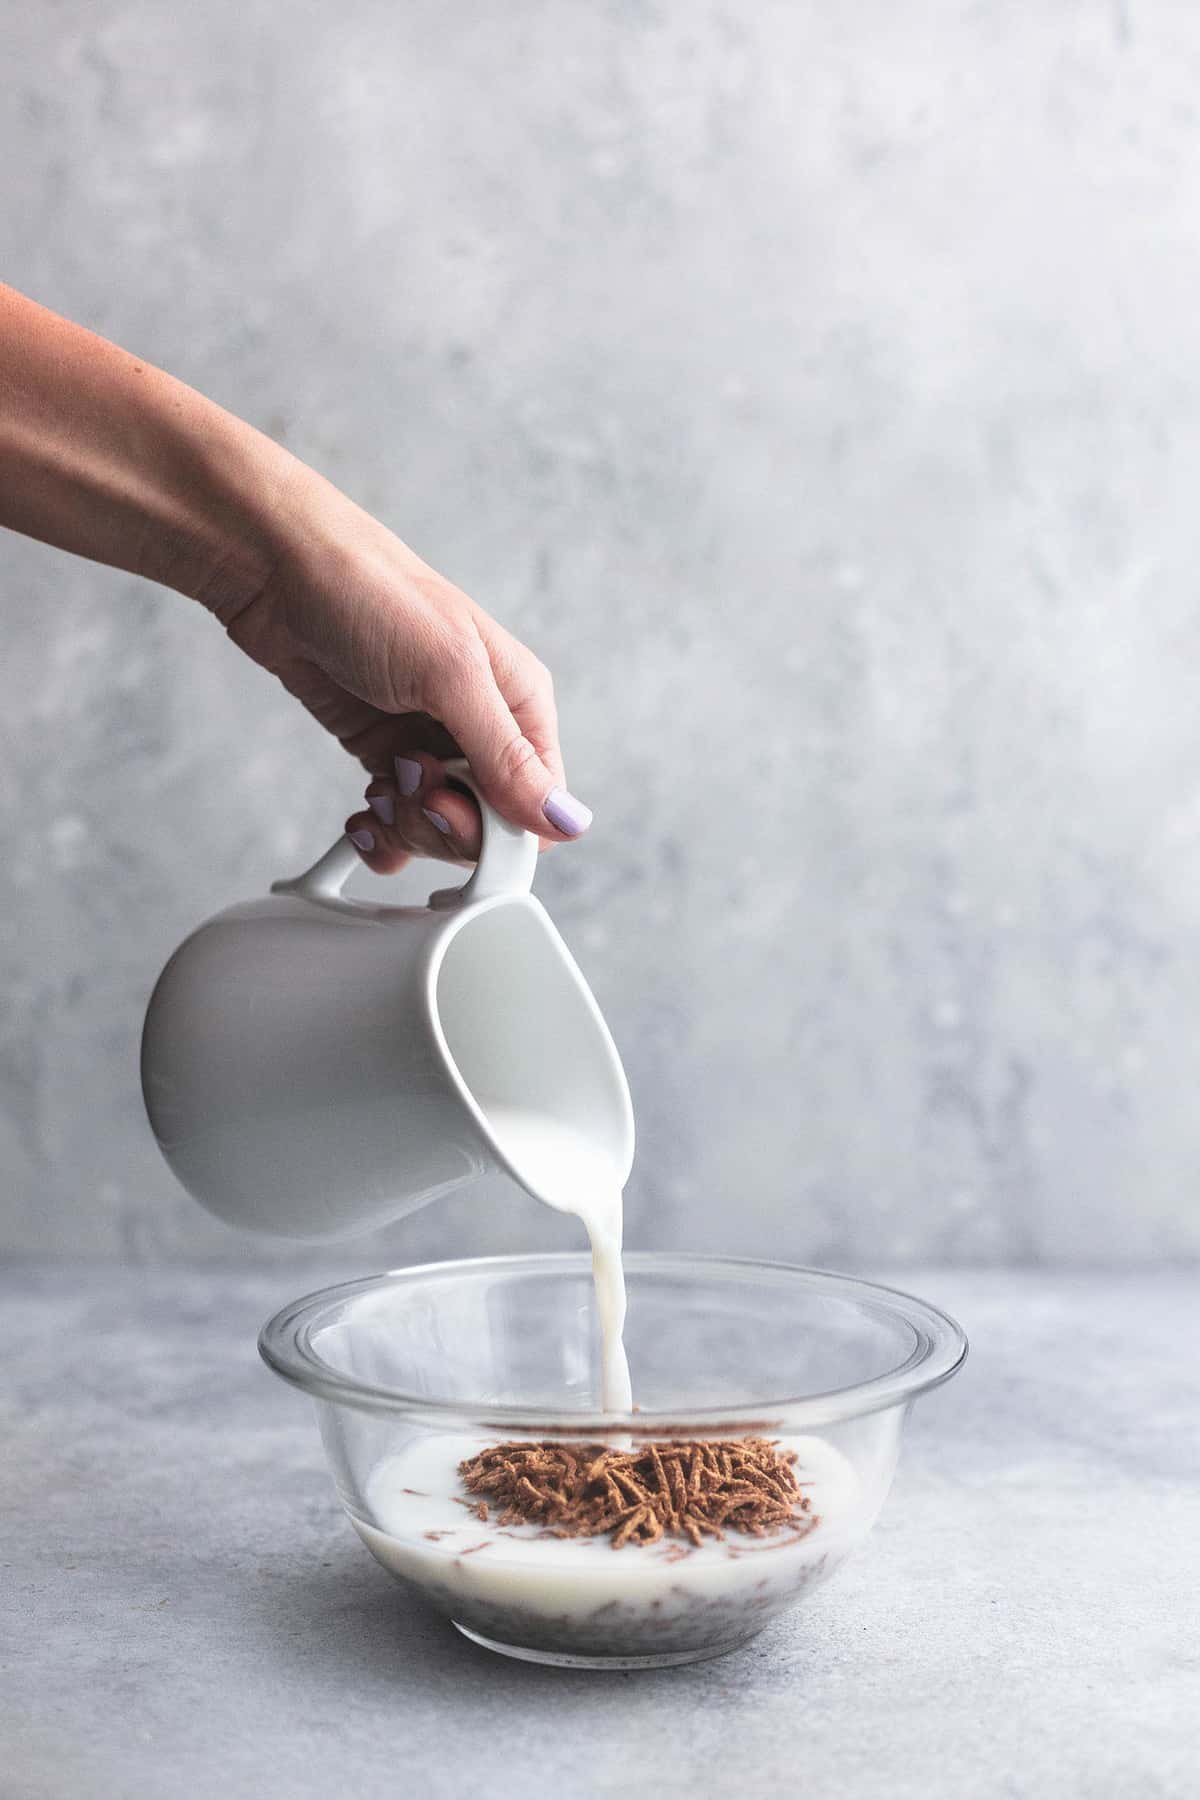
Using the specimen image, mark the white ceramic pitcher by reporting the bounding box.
[140,766,634,1239]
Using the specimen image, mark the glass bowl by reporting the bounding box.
[259,1253,966,1669]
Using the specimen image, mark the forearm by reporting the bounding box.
[0,282,300,613]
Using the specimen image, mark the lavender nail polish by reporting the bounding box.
[348,828,375,853]
[423,808,451,835]
[395,756,422,797]
[368,793,395,826]
[543,787,593,837]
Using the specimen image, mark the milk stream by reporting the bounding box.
[483,1107,633,1412]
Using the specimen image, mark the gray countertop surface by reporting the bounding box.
[4,1262,1197,1800]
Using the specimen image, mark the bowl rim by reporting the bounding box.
[258,1251,967,1432]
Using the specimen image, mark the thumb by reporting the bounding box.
[425,644,592,841]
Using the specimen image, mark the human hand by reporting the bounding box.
[215,467,592,873]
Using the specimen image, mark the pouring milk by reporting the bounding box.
[484,1108,632,1412]
[140,763,637,1408]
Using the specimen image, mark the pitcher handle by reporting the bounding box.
[270,758,539,906]
[439,759,539,905]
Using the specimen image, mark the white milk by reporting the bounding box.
[354,1430,866,1656]
[484,1106,633,1412]
[353,1114,871,1655]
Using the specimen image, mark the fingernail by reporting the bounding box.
[395,756,422,797]
[348,828,375,853]
[543,787,593,837]
[422,808,451,835]
[368,793,395,826]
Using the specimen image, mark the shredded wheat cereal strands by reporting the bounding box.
[458,1437,820,1550]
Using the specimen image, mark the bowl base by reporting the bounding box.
[452,1620,763,1670]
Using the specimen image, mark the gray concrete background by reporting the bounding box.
[3,1,1200,1265]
